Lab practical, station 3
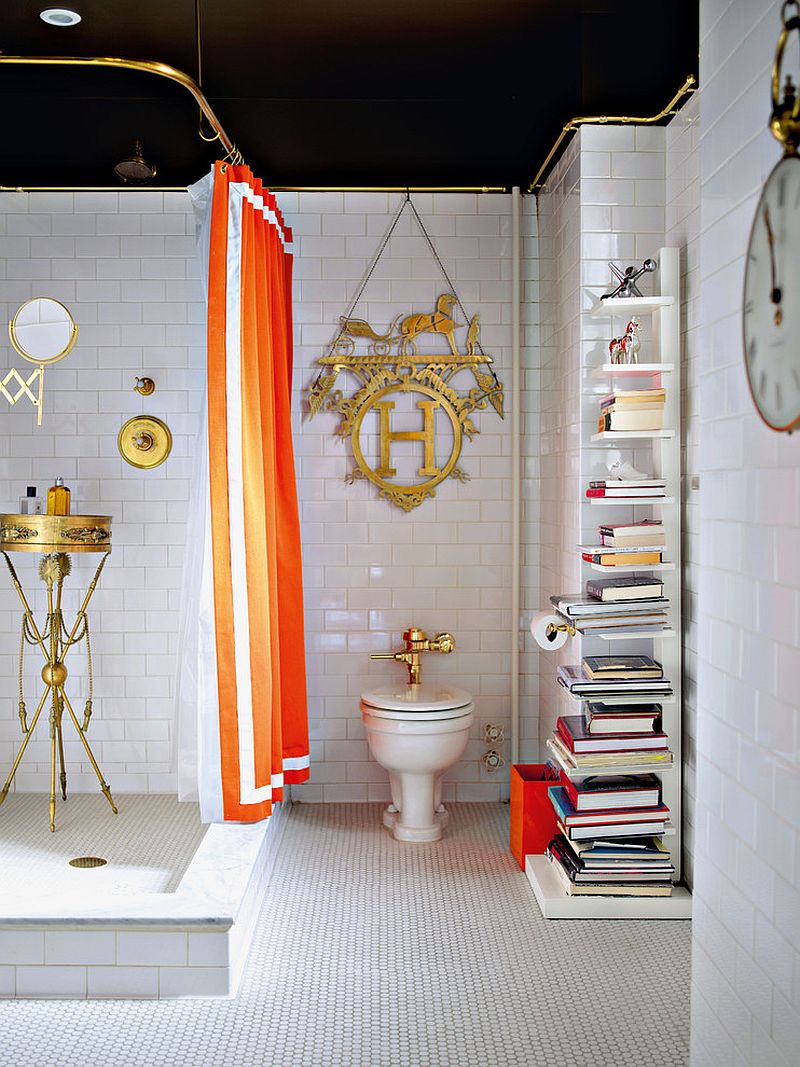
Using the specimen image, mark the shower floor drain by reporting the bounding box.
[68,856,107,869]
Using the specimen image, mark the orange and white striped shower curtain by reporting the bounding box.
[177,162,309,822]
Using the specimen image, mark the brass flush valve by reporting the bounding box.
[370,627,455,686]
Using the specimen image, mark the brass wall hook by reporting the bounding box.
[133,376,155,396]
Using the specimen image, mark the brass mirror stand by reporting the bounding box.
[0,514,117,831]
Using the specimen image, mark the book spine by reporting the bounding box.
[555,718,575,753]
[559,769,580,808]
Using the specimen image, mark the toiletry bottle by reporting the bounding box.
[47,477,71,516]
[19,486,43,515]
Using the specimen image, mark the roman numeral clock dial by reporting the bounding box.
[743,156,800,432]
[746,155,800,431]
[745,5,800,432]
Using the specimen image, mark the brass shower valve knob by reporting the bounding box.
[133,376,155,396]
[370,626,456,686]
[133,431,155,451]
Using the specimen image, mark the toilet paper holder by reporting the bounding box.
[530,611,577,651]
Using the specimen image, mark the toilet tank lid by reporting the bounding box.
[360,683,473,712]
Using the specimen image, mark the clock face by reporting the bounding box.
[743,155,800,432]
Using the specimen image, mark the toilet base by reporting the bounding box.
[383,804,449,843]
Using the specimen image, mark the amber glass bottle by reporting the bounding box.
[47,477,71,516]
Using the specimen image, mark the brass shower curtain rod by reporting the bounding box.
[0,53,505,193]
[527,74,697,194]
[0,53,242,164]
[0,54,694,195]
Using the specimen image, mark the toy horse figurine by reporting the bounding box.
[608,318,641,364]
[601,258,657,300]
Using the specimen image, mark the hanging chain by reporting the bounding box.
[17,617,27,734]
[405,196,501,390]
[82,615,94,733]
[311,193,410,391]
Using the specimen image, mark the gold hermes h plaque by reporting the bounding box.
[307,295,503,512]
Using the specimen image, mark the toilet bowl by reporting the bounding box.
[360,683,474,842]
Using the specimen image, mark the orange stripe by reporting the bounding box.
[271,218,308,770]
[252,179,284,786]
[238,190,274,796]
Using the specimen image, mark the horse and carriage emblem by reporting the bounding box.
[307,293,504,512]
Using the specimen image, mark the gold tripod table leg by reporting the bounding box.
[59,688,118,816]
[0,686,51,808]
[49,720,56,833]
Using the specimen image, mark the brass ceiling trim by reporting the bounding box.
[274,186,508,193]
[0,53,241,160]
[528,74,697,195]
[0,185,507,193]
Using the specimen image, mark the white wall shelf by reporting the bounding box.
[591,430,675,442]
[562,690,676,706]
[525,856,692,920]
[585,561,674,573]
[587,497,675,506]
[587,627,676,640]
[589,295,674,317]
[591,362,675,378]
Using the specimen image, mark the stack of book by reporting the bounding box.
[552,578,667,627]
[545,767,674,896]
[549,708,673,771]
[598,388,666,432]
[546,829,675,897]
[581,520,665,569]
[586,477,667,500]
[551,654,673,771]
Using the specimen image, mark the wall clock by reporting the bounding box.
[743,2,800,432]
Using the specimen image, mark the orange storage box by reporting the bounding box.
[509,763,560,869]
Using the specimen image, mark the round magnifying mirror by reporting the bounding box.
[9,298,78,365]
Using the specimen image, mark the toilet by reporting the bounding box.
[360,682,474,842]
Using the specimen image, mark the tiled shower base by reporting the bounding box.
[0,794,290,999]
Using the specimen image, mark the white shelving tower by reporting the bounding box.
[527,247,692,919]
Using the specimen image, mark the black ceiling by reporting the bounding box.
[1,1,698,190]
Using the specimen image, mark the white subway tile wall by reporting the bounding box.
[690,1,800,1064]
[0,190,517,802]
[0,189,203,799]
[533,139,584,744]
[535,127,672,751]
[289,192,515,803]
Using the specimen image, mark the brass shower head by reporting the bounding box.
[113,140,157,184]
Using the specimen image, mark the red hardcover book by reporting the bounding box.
[585,488,605,498]
[556,715,669,754]
[558,769,662,812]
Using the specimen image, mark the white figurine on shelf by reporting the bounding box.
[608,458,649,481]
[609,317,641,365]
[622,317,641,363]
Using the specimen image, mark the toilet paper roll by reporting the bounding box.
[530,610,571,651]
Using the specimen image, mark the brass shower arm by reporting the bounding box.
[527,73,697,194]
[0,53,241,162]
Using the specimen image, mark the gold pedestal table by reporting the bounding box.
[0,513,117,831]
